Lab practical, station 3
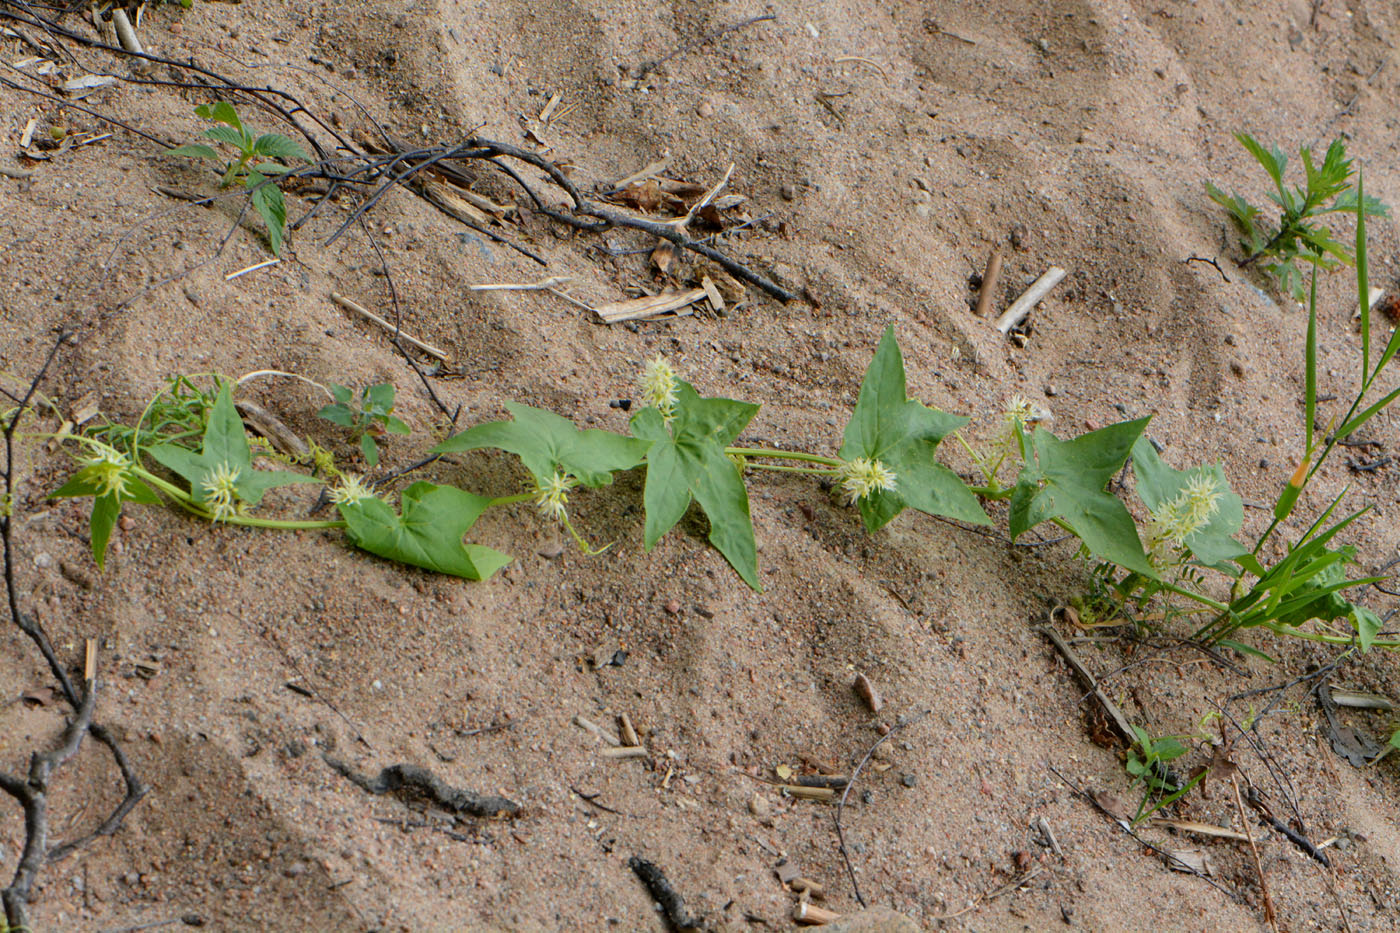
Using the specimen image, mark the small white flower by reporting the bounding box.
[1145,472,1222,568]
[534,471,575,522]
[86,446,133,498]
[836,456,898,505]
[201,462,241,521]
[641,356,680,422]
[329,473,374,506]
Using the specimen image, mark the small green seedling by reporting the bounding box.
[167,101,308,255]
[1207,133,1387,300]
[1125,726,1203,824]
[317,383,410,467]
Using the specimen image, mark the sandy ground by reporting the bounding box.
[2,0,1400,930]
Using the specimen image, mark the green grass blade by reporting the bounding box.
[1306,264,1317,454]
[1337,384,1400,439]
[1357,171,1370,380]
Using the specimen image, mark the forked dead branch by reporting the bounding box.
[0,335,147,931]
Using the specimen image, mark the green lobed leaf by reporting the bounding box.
[337,481,511,581]
[248,173,287,256]
[1130,437,1247,566]
[433,402,649,488]
[1010,419,1154,575]
[149,383,316,509]
[838,327,989,532]
[631,383,761,590]
[317,403,356,428]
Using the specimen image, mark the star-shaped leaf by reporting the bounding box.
[1130,437,1247,567]
[631,382,761,590]
[337,481,512,580]
[433,402,648,487]
[1009,418,1154,575]
[839,326,989,532]
[147,382,316,510]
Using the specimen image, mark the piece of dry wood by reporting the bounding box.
[330,291,449,362]
[1036,624,1136,746]
[618,712,640,748]
[600,745,648,760]
[236,400,311,461]
[793,902,841,925]
[1234,774,1278,932]
[611,156,671,191]
[469,275,574,292]
[0,166,34,180]
[225,258,280,281]
[111,9,143,56]
[572,714,621,746]
[1036,815,1065,857]
[995,266,1067,334]
[700,275,725,314]
[1149,817,1249,842]
[852,672,883,713]
[19,117,37,149]
[420,179,494,226]
[974,245,1003,318]
[781,785,835,800]
[594,288,704,324]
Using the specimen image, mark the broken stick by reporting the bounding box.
[995,266,1066,334]
[330,292,449,362]
[1036,624,1136,746]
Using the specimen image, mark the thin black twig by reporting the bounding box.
[1046,763,1242,900]
[1184,254,1231,282]
[834,708,933,907]
[1,332,146,928]
[633,12,777,81]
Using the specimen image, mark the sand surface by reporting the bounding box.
[2,1,1399,930]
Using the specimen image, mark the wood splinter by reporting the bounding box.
[995,265,1067,334]
[793,902,841,925]
[331,291,449,363]
[600,745,648,760]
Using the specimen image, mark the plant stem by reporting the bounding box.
[744,463,838,475]
[726,446,843,467]
[488,492,536,508]
[966,484,1014,500]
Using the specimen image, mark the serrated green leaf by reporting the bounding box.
[839,327,989,532]
[205,101,243,133]
[203,123,249,150]
[167,143,221,162]
[631,384,761,590]
[248,174,287,256]
[1237,132,1286,197]
[433,402,648,488]
[1010,419,1154,575]
[251,132,308,162]
[337,481,512,580]
[1130,438,1247,566]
